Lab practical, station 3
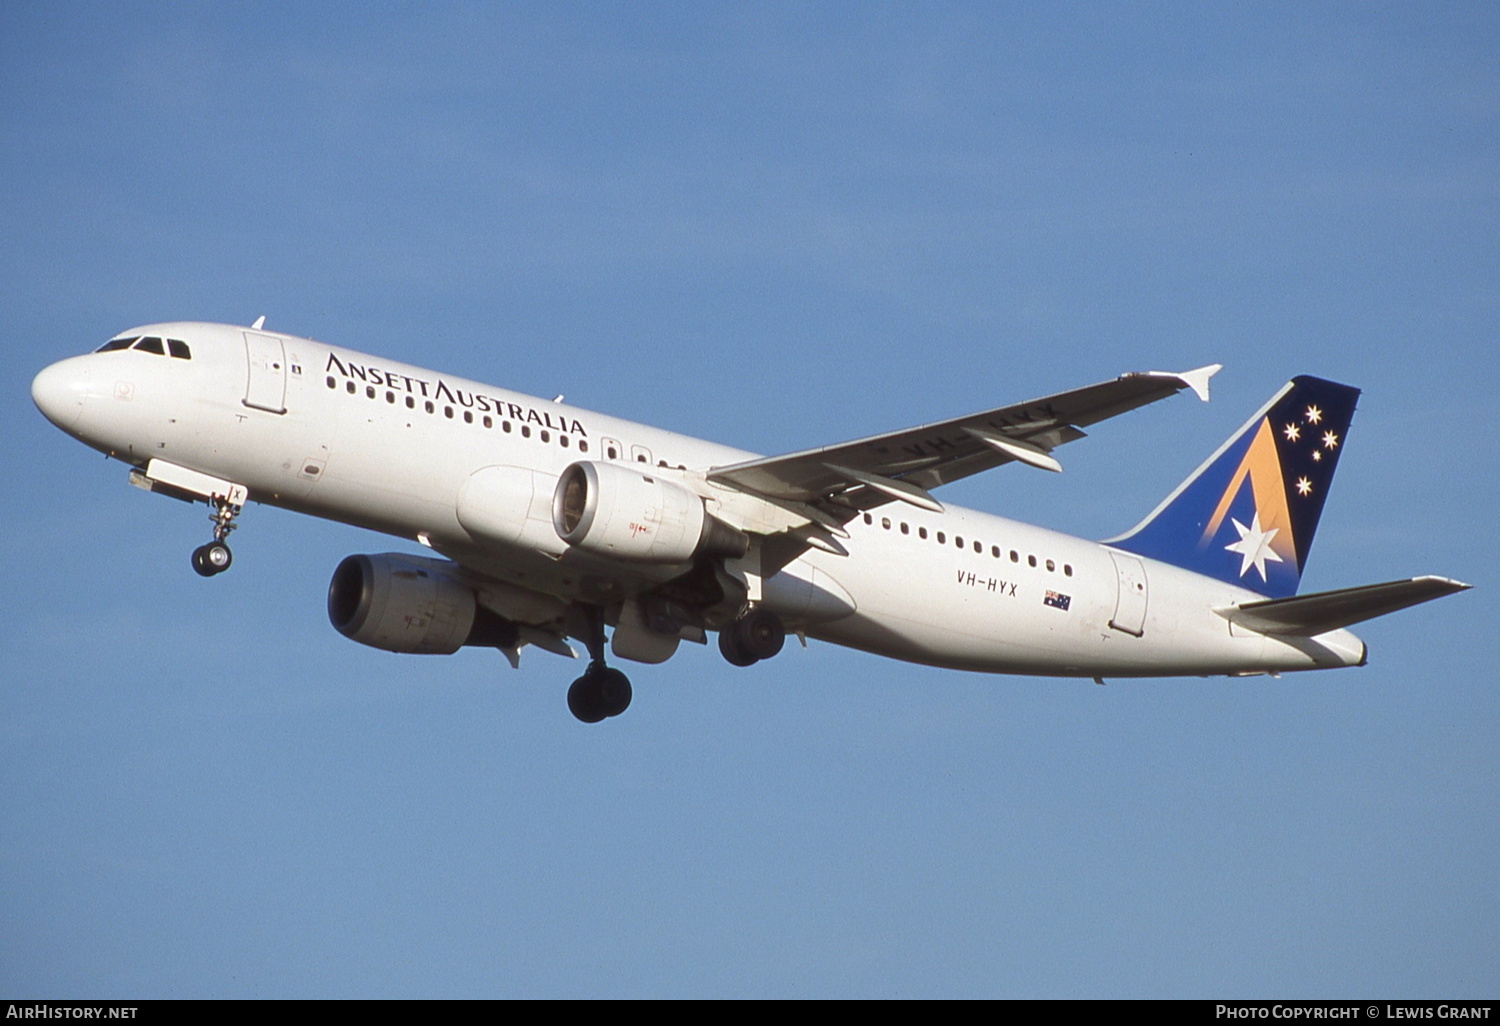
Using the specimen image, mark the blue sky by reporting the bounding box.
[3,2,1496,998]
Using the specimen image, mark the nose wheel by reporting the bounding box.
[191,541,233,577]
[190,490,243,577]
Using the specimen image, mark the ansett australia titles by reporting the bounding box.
[325,352,588,436]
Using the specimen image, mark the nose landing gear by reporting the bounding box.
[190,491,243,578]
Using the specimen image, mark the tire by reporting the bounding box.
[736,607,785,661]
[567,673,608,723]
[718,626,759,667]
[596,668,632,718]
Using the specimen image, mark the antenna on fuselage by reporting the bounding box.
[250,315,266,330]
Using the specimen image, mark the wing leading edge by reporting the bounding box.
[707,365,1220,516]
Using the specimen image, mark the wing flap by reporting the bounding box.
[1215,576,1471,636]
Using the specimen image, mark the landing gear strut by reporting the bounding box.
[567,604,632,723]
[718,607,785,667]
[190,491,242,578]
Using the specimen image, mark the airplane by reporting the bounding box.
[30,319,1469,722]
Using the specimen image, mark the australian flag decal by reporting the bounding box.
[1044,591,1072,611]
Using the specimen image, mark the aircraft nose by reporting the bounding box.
[31,357,90,431]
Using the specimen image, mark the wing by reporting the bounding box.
[708,365,1220,519]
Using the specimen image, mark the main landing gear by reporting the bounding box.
[567,604,632,723]
[190,491,243,578]
[718,607,786,667]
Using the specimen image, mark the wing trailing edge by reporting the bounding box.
[1215,576,1471,637]
[708,364,1221,507]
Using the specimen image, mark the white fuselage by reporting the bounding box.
[33,322,1366,678]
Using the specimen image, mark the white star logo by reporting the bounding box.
[1224,512,1285,582]
[1312,450,1322,462]
[1284,423,1301,442]
[1296,476,1313,496]
[1306,405,1323,424]
[1322,430,1338,450]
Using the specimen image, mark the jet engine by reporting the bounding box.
[327,553,517,654]
[553,461,748,564]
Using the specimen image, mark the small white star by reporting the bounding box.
[1224,512,1285,582]
[1306,405,1323,424]
[1312,450,1322,462]
[1296,476,1313,496]
[1284,423,1301,442]
[1322,430,1338,450]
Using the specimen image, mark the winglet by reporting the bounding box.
[1174,364,1221,402]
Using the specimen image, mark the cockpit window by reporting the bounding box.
[94,334,191,358]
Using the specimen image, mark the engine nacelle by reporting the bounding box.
[553,461,748,564]
[327,553,478,654]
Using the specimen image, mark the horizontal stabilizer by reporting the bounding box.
[1216,576,1470,636]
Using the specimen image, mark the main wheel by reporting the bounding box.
[568,673,607,723]
[719,625,760,667]
[596,667,632,718]
[735,608,785,661]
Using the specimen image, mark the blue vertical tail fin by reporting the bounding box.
[1106,375,1360,598]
